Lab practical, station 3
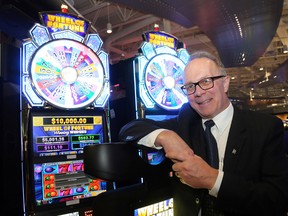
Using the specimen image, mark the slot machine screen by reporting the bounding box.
[28,109,108,210]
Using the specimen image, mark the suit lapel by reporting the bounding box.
[179,104,248,170]
[223,107,247,171]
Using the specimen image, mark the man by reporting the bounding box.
[119,51,288,215]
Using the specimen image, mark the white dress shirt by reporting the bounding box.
[204,103,233,197]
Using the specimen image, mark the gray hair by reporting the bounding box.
[189,50,227,75]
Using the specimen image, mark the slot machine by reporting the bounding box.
[21,8,110,216]
[131,31,190,215]
[107,29,191,215]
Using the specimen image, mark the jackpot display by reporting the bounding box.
[21,10,110,216]
[31,113,106,157]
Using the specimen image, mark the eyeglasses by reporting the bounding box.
[181,75,226,95]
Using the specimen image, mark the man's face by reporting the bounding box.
[183,58,230,119]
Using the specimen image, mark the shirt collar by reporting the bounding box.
[203,103,234,134]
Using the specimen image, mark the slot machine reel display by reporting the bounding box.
[21,11,110,215]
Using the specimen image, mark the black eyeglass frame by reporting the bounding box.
[181,75,226,95]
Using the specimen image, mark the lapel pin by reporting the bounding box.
[232,149,237,154]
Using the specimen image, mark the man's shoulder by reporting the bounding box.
[178,103,200,120]
[233,105,281,124]
[179,103,198,115]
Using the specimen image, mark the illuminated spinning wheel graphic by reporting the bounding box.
[144,53,187,110]
[29,39,105,109]
[22,23,109,109]
[137,42,189,111]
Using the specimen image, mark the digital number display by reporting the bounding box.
[37,144,69,152]
[72,143,96,150]
[36,136,69,144]
[43,117,94,125]
[71,134,100,142]
[32,115,104,157]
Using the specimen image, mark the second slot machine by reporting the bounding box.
[21,9,110,216]
[108,29,191,215]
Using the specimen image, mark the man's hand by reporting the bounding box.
[155,130,218,189]
[172,155,218,189]
[155,130,194,162]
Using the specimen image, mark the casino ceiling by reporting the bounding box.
[0,0,288,113]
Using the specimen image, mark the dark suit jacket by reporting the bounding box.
[119,103,288,215]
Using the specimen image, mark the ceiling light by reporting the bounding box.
[283,45,288,53]
[106,3,112,34]
[107,23,112,34]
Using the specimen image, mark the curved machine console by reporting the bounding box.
[83,142,170,182]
